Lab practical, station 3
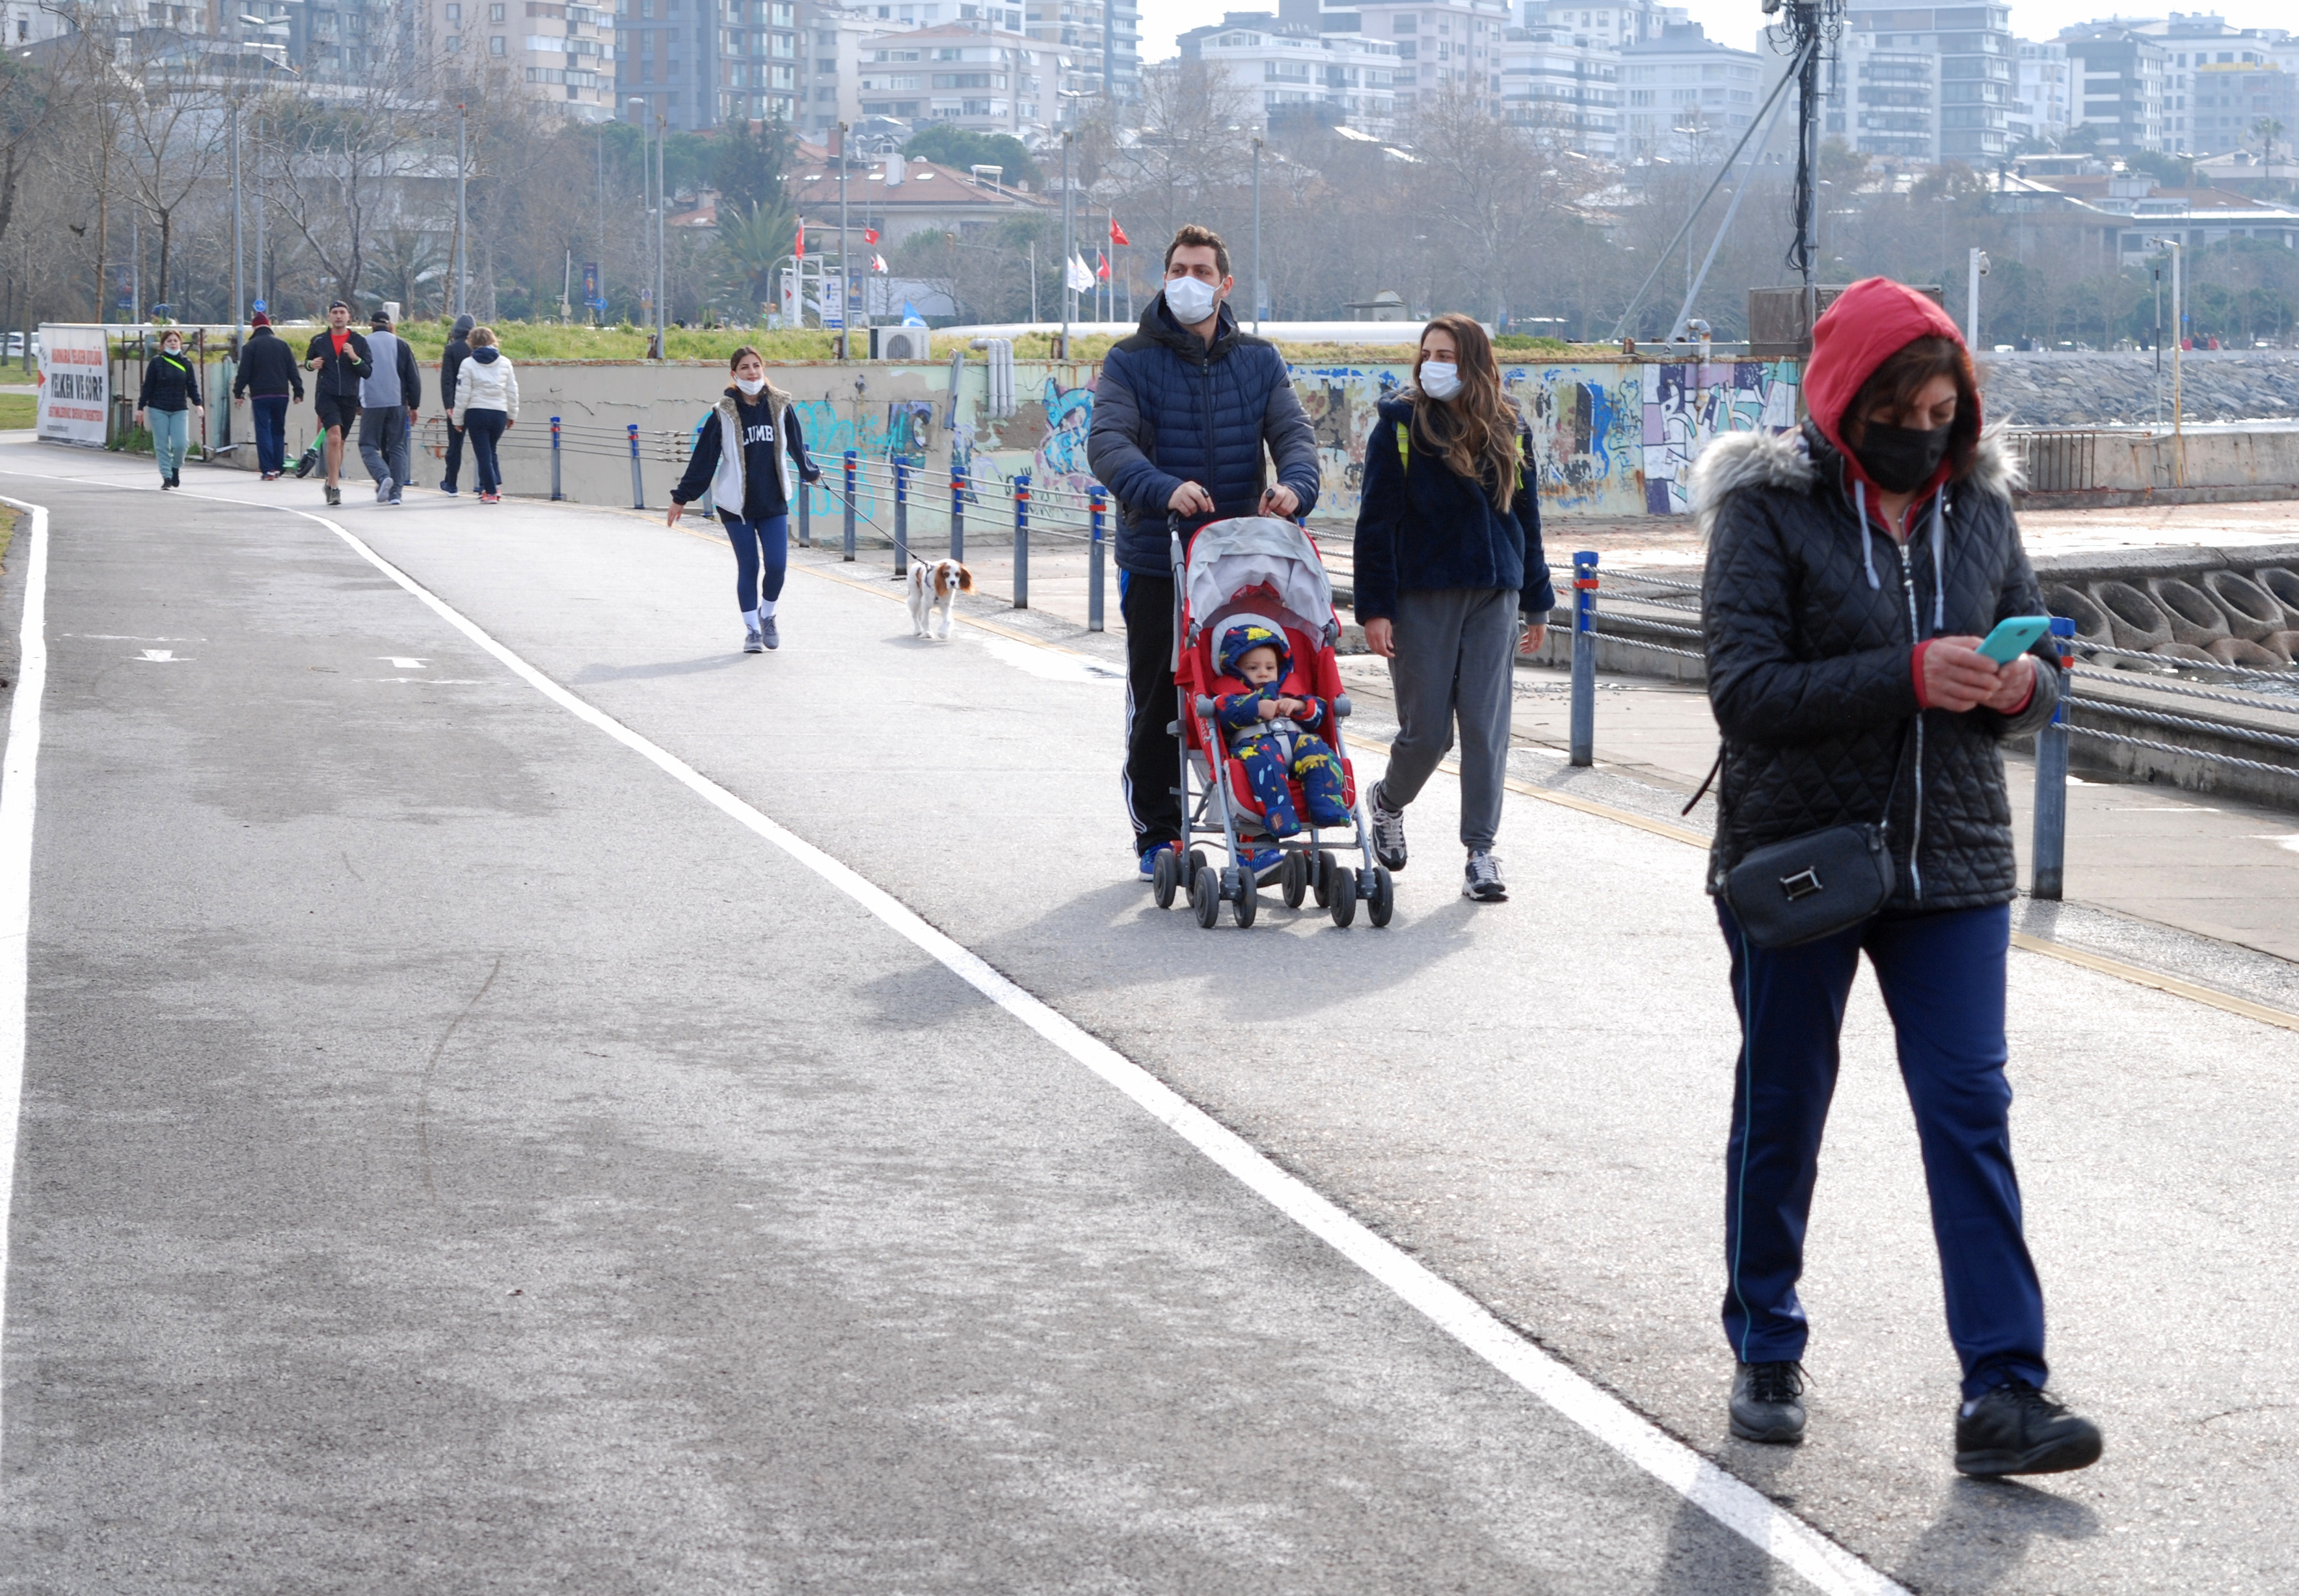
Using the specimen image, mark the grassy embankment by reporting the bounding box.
[0,393,33,428]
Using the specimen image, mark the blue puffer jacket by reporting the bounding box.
[1351,394,1555,622]
[1088,295,1322,576]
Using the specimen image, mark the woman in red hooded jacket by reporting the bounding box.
[1689,278,2101,1476]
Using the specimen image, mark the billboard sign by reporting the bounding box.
[37,326,109,447]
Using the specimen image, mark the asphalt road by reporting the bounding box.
[2,444,2296,1593]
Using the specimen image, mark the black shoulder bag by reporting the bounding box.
[1718,725,1914,950]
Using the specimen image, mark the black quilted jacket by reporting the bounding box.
[1693,421,2061,914]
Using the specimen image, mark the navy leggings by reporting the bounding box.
[1717,898,2047,1400]
[722,512,788,613]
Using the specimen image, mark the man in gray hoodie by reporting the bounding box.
[438,313,476,494]
[356,310,424,505]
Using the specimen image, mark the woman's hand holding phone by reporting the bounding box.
[1923,636,2035,713]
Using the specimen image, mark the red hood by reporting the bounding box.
[1805,276,1974,500]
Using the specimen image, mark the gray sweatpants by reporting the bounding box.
[357,405,412,496]
[1378,586,1518,853]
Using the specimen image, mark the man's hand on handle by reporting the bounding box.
[1259,484,1299,518]
[1167,481,1214,518]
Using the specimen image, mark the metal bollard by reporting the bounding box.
[893,456,911,576]
[627,423,643,509]
[550,417,563,501]
[950,466,965,561]
[1088,485,1107,632]
[1013,472,1030,611]
[796,478,811,547]
[1569,550,1599,767]
[2031,617,2075,901]
[842,450,857,561]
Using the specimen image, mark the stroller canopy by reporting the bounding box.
[1184,516,1336,644]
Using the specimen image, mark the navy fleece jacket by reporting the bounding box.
[1350,395,1555,622]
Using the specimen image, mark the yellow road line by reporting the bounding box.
[793,551,2299,1035]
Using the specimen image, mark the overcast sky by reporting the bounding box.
[1141,1,2292,66]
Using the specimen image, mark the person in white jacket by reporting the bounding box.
[448,326,520,503]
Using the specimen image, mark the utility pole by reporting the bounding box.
[656,111,667,355]
[628,99,647,344]
[837,121,849,357]
[455,104,468,319]
[1060,129,1073,354]
[230,101,243,343]
[1782,0,1836,358]
[596,126,606,324]
[1252,135,1263,334]
[1965,246,1986,347]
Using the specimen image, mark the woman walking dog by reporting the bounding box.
[668,347,822,654]
[1693,276,2101,1476]
[1351,313,1552,902]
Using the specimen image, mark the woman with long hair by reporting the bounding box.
[449,326,518,504]
[668,346,822,653]
[1691,276,2099,1474]
[1351,313,1553,902]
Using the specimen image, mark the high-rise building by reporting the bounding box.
[1022,0,1137,101]
[2011,38,2069,152]
[428,0,617,117]
[1831,5,2011,168]
[1500,22,1619,155]
[1318,0,1512,120]
[1618,21,1762,163]
[1184,12,1402,136]
[616,0,801,129]
[2060,23,2168,156]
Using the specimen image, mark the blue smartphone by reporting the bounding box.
[1978,615,2052,663]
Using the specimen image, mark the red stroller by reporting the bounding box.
[1148,514,1394,929]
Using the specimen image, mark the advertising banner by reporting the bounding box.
[37,325,109,446]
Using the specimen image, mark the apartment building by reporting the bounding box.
[1500,23,1618,155]
[2060,23,2167,157]
[1183,14,1401,135]
[841,20,1066,133]
[1829,7,2013,168]
[1023,0,1138,101]
[1318,0,1512,119]
[1520,0,1667,48]
[430,0,615,115]
[616,0,801,129]
[2011,38,2069,151]
[1619,21,1762,162]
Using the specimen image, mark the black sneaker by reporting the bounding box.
[1369,782,1407,871]
[1462,850,1507,902]
[1955,1381,2103,1477]
[1730,1361,1807,1444]
[325,485,342,507]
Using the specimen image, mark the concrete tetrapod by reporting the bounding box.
[2199,570,2286,643]
[2091,579,2175,653]
[2255,566,2299,630]
[2264,630,2299,663]
[2205,636,2290,669]
[2047,583,2115,654]
[2148,576,2235,648]
[2153,641,2222,665]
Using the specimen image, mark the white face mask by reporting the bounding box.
[1418,361,1462,401]
[1163,273,1220,326]
[734,375,766,396]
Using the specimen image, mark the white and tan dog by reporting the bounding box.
[906,558,974,639]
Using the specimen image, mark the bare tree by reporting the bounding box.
[1408,85,1571,324]
[118,57,224,310]
[260,62,432,311]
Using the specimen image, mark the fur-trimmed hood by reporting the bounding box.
[1688,420,2024,540]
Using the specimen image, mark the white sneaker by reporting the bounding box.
[1369,782,1408,871]
[1463,851,1507,902]
[375,474,394,503]
[743,628,764,654]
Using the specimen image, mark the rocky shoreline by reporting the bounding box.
[1980,350,2299,428]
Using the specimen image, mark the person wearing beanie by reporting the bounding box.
[439,312,477,494]
[1691,276,2098,1476]
[232,312,304,480]
[356,309,422,506]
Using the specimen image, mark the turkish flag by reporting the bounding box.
[1109,219,1129,246]
[1096,250,1109,280]
[794,219,804,258]
[864,227,880,245]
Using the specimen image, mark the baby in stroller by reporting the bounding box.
[1213,621,1352,836]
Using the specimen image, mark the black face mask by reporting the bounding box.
[1851,421,1953,494]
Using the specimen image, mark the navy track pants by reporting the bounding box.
[1717,898,2048,1400]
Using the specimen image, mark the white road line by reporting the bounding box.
[280,507,1902,1595]
[0,495,48,1445]
[0,466,1896,1588]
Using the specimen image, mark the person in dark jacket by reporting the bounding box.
[135,328,204,490]
[232,313,304,479]
[1086,223,1321,879]
[1351,313,1553,903]
[667,346,821,653]
[1693,276,2100,1477]
[356,310,423,506]
[304,300,373,507]
[438,313,475,494]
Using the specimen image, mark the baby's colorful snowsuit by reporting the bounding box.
[1214,622,1351,836]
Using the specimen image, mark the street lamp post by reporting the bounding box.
[1965,246,1987,348]
[1252,135,1263,334]
[655,111,667,357]
[1060,129,1073,356]
[628,99,649,346]
[837,122,850,357]
[230,101,243,343]
[2154,235,2185,483]
[455,103,468,319]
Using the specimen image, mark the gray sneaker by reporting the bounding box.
[1369,782,1408,871]
[375,473,394,503]
[759,615,779,650]
[1730,1361,1807,1444]
[1462,850,1507,902]
[743,628,764,654]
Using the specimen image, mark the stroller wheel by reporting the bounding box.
[1190,863,1221,928]
[1231,868,1259,928]
[1152,847,1179,909]
[1328,869,1358,928]
[1311,850,1339,909]
[1367,865,1395,927]
[1189,847,1209,881]
[1280,849,1309,909]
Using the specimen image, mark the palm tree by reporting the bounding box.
[711,199,798,319]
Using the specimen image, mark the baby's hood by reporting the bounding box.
[1218,620,1291,684]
